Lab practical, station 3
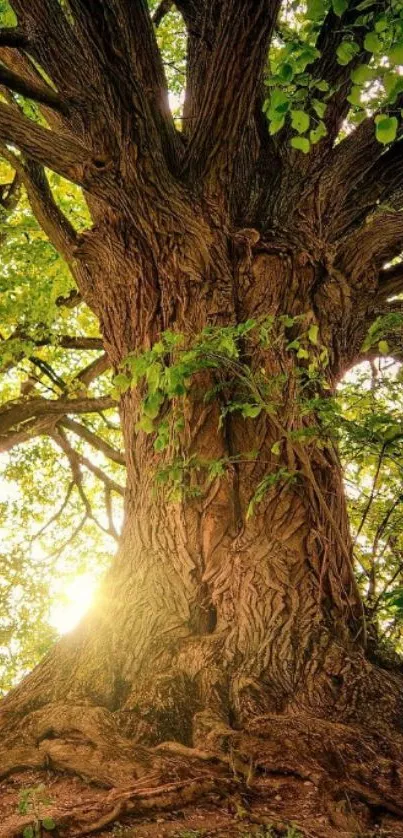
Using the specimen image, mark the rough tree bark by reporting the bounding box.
[1,0,403,833]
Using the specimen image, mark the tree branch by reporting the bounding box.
[0,152,79,262]
[0,415,57,453]
[66,0,180,166]
[0,62,68,113]
[53,425,124,497]
[75,353,110,387]
[153,0,173,26]
[0,395,116,438]
[55,289,82,309]
[308,3,375,143]
[31,481,75,542]
[0,28,28,48]
[182,0,281,188]
[339,210,403,278]
[377,264,403,302]
[0,330,104,377]
[10,0,86,93]
[332,140,403,239]
[60,417,125,466]
[0,104,90,183]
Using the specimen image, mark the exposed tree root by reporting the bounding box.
[1,704,403,836]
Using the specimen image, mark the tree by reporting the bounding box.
[1,0,403,832]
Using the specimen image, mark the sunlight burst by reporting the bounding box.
[49,574,98,635]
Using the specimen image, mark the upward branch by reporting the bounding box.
[182,0,281,189]
[65,0,180,167]
[0,27,28,48]
[310,2,375,143]
[0,104,90,183]
[0,63,68,113]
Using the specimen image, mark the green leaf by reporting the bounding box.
[281,315,295,328]
[42,818,56,831]
[375,16,388,33]
[23,829,34,838]
[143,391,164,419]
[332,0,347,16]
[364,31,382,53]
[378,340,389,355]
[308,324,319,345]
[112,373,131,394]
[309,120,327,144]
[290,109,310,133]
[287,339,300,351]
[375,115,398,145]
[146,363,162,393]
[347,85,362,106]
[290,136,310,154]
[279,62,294,82]
[390,42,403,65]
[306,0,325,20]
[297,347,310,359]
[241,404,262,419]
[313,79,330,92]
[135,415,154,434]
[351,65,374,85]
[387,76,403,104]
[269,117,285,135]
[312,98,326,119]
[271,441,281,456]
[336,40,359,66]
[270,89,290,114]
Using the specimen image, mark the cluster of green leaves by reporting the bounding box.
[265,0,403,151]
[18,785,56,837]
[113,314,329,504]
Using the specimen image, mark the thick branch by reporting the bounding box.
[333,140,403,239]
[0,331,104,376]
[10,0,86,93]
[60,417,125,466]
[309,3,374,143]
[339,210,403,277]
[153,0,173,26]
[66,0,180,166]
[55,290,82,309]
[0,415,57,453]
[0,28,28,48]
[0,63,68,113]
[0,395,116,438]
[182,0,281,187]
[75,353,110,387]
[377,264,403,302]
[0,104,90,183]
[7,155,79,262]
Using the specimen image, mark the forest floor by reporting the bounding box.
[1,770,403,838]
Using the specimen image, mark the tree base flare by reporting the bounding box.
[1,706,403,837]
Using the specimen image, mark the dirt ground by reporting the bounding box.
[1,770,403,838]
